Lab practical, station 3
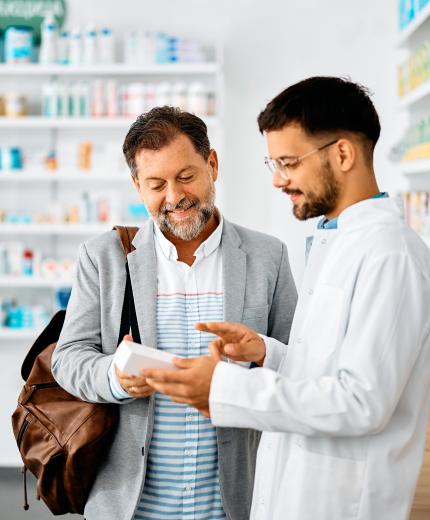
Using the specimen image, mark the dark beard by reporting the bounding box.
[290,161,340,221]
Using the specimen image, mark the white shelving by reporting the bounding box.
[0,63,219,76]
[395,6,430,245]
[397,2,430,47]
[401,159,430,175]
[0,276,72,288]
[398,80,430,108]
[0,171,130,182]
[0,327,43,340]
[0,223,127,235]
[0,116,218,129]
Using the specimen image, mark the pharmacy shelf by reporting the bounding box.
[0,63,219,76]
[0,222,143,235]
[397,2,430,46]
[398,80,430,108]
[0,223,116,235]
[0,116,218,129]
[0,171,130,182]
[0,327,42,340]
[0,276,72,288]
[401,159,430,175]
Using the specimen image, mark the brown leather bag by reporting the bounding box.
[11,226,139,515]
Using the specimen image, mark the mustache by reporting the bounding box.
[282,188,303,196]
[161,198,197,214]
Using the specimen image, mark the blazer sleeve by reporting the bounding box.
[52,242,131,404]
[267,242,298,350]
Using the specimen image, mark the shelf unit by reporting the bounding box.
[0,63,219,76]
[395,5,430,248]
[0,276,72,287]
[0,115,218,129]
[402,159,430,175]
[0,55,224,467]
[398,79,430,108]
[0,327,43,340]
[0,171,130,182]
[0,223,137,234]
[397,1,430,47]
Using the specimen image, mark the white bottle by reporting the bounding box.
[39,15,58,64]
[187,82,208,115]
[57,30,70,65]
[106,80,119,117]
[83,25,97,65]
[141,31,155,65]
[124,30,141,64]
[156,82,172,107]
[98,28,115,64]
[69,27,82,65]
[171,82,187,110]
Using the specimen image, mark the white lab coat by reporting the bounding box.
[209,198,430,520]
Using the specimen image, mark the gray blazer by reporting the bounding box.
[52,218,297,520]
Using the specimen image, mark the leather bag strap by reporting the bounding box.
[114,226,141,345]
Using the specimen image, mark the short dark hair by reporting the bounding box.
[257,76,381,151]
[123,106,211,177]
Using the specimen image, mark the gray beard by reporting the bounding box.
[153,183,216,241]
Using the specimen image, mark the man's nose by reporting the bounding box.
[272,170,290,189]
[165,183,185,206]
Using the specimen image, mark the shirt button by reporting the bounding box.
[297,338,302,344]
[308,289,313,295]
[188,414,195,420]
[321,238,327,244]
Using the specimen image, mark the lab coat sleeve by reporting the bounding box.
[210,250,430,436]
[260,334,287,371]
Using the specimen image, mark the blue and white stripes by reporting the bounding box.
[135,292,226,519]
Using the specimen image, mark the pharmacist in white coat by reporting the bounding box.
[143,77,430,520]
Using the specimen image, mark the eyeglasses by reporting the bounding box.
[264,139,338,180]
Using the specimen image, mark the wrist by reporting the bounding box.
[255,337,266,366]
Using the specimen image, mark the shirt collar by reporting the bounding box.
[317,192,389,230]
[153,209,223,261]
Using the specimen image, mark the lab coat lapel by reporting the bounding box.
[126,220,158,348]
[222,220,246,323]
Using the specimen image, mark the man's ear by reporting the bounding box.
[131,174,140,190]
[334,138,356,172]
[208,149,219,182]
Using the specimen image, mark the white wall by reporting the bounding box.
[66,0,400,285]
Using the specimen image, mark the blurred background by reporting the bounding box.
[0,0,429,518]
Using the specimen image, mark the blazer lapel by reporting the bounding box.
[222,220,246,323]
[126,220,158,348]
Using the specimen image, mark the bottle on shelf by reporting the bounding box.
[69,27,82,65]
[57,31,70,65]
[83,24,97,65]
[39,15,58,64]
[98,28,115,64]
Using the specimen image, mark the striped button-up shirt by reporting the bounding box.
[110,216,227,519]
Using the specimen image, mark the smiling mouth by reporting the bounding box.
[168,206,196,219]
[286,191,303,203]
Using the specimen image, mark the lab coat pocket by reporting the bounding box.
[274,442,365,520]
[304,285,345,359]
[241,304,269,334]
